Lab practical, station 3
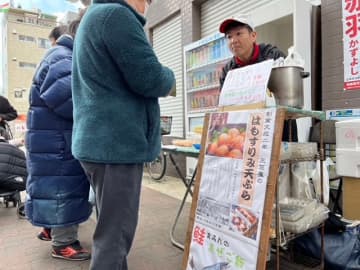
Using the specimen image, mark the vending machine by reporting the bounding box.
[183,32,232,176]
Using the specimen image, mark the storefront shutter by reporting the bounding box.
[200,0,293,38]
[153,15,183,137]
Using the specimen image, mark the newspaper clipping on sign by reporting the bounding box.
[218,59,273,107]
[186,108,276,270]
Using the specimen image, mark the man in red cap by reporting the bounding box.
[219,14,297,141]
[218,14,285,89]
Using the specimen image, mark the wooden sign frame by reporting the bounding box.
[181,108,286,270]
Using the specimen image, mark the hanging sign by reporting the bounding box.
[218,60,273,107]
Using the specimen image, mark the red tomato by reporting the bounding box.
[215,144,229,157]
[218,133,231,146]
[207,142,218,155]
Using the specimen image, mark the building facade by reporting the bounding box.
[2,8,56,115]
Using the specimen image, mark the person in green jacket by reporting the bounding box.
[71,0,175,269]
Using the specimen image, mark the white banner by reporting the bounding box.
[218,60,273,106]
[342,0,360,91]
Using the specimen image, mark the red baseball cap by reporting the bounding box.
[219,14,255,33]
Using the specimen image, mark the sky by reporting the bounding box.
[12,0,84,20]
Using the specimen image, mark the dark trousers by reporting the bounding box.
[52,225,78,246]
[80,162,143,270]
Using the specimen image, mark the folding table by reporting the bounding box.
[161,145,200,250]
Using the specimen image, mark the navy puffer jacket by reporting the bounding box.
[25,35,92,227]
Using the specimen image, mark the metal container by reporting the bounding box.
[267,66,310,108]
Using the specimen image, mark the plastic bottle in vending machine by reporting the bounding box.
[189,51,193,69]
[191,95,196,109]
[205,44,210,63]
[197,72,202,87]
[220,37,227,59]
[197,49,201,66]
[200,72,204,87]
[193,50,198,68]
[213,40,218,60]
[213,70,218,84]
[216,39,221,59]
[206,71,211,85]
[186,51,191,69]
[191,73,196,88]
[200,46,205,65]
[211,42,216,62]
[193,72,198,88]
[191,49,195,68]
[198,47,203,66]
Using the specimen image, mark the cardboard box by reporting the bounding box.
[335,119,360,149]
[343,177,360,220]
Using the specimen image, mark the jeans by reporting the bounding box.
[51,225,79,247]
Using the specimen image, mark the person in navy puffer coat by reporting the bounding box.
[25,18,91,261]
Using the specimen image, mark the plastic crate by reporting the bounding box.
[160,116,172,135]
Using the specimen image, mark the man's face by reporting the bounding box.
[225,25,257,60]
[127,0,151,15]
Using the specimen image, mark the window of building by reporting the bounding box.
[14,88,26,99]
[25,17,37,24]
[19,62,37,69]
[38,38,51,49]
[38,20,54,27]
[18,35,35,43]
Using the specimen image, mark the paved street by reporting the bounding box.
[0,175,317,270]
[0,178,189,270]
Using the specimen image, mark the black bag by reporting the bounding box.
[0,122,12,140]
[294,214,360,270]
[0,175,26,191]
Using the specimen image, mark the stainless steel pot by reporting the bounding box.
[267,66,310,108]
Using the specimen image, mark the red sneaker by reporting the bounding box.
[37,228,51,241]
[52,241,91,261]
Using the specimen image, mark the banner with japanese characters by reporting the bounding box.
[342,0,360,91]
[186,108,276,270]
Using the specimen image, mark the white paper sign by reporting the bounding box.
[219,60,274,106]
